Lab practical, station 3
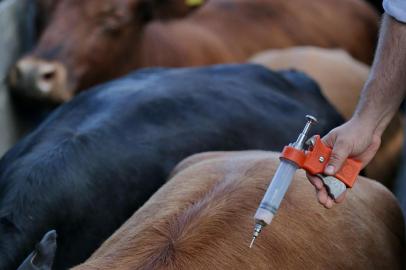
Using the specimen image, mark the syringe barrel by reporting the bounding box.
[254,159,299,225]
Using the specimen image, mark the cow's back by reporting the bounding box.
[74,151,405,269]
[139,0,379,68]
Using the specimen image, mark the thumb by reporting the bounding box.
[324,138,352,175]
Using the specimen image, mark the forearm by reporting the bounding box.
[354,14,406,136]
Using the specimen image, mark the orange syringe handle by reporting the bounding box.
[281,135,362,188]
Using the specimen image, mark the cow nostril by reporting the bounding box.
[8,58,71,102]
[41,71,56,81]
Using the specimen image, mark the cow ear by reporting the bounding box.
[31,230,57,270]
[136,0,207,22]
[17,230,57,270]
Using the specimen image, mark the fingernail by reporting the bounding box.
[325,165,335,175]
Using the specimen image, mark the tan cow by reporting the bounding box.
[72,151,405,269]
[250,46,403,186]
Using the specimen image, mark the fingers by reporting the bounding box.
[317,188,328,207]
[307,172,346,208]
[307,173,323,190]
[326,197,334,209]
[316,187,345,208]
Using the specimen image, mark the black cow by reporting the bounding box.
[0,64,343,269]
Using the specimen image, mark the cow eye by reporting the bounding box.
[102,16,122,34]
[99,9,130,36]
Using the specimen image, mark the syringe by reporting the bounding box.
[249,115,318,248]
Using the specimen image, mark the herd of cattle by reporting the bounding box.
[0,0,404,269]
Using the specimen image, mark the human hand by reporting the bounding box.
[307,117,381,208]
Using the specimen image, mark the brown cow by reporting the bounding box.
[8,0,378,103]
[250,46,403,186]
[72,151,405,270]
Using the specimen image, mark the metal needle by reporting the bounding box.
[249,237,256,248]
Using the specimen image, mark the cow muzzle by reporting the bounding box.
[7,57,73,104]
